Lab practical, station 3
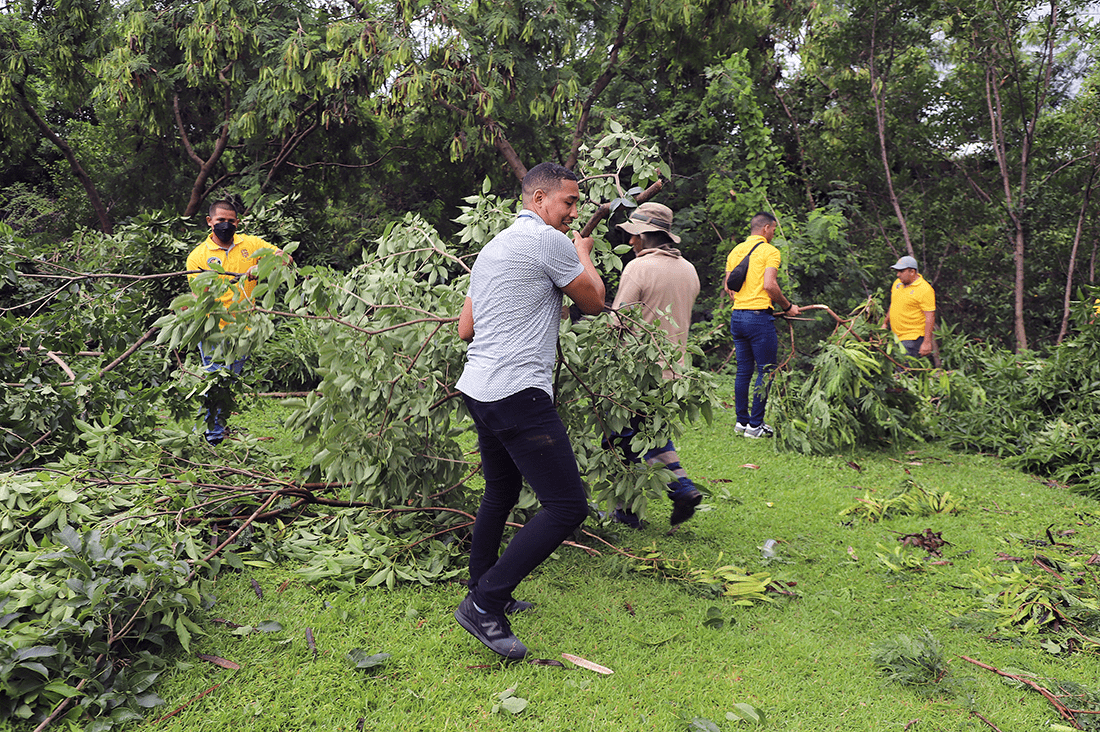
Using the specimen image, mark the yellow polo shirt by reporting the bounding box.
[888,274,936,340]
[725,235,782,311]
[186,233,276,309]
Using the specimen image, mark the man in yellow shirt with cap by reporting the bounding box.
[883,255,935,364]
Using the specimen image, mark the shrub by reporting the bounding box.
[871,629,949,691]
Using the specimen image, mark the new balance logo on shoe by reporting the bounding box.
[454,593,528,660]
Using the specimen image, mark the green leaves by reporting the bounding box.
[685,704,766,730]
[773,300,938,455]
[491,686,528,715]
[347,649,391,670]
[702,606,727,630]
[0,527,202,725]
[871,629,948,691]
[840,481,963,523]
[965,555,1100,638]
[727,703,766,725]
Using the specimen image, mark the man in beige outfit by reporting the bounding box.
[606,202,703,527]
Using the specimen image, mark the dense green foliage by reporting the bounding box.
[6,1,1100,727]
[6,399,1100,730]
[3,0,1099,349]
[770,284,1100,500]
[1,523,203,728]
[871,629,949,690]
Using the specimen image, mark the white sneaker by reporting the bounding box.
[744,423,774,439]
[735,422,748,434]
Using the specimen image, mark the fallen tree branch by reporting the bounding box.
[100,326,159,377]
[2,429,53,467]
[3,326,161,388]
[32,589,155,732]
[970,710,1004,732]
[154,682,226,723]
[16,346,104,356]
[958,655,1082,728]
[579,179,663,238]
[186,490,281,582]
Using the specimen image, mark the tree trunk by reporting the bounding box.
[491,127,528,182]
[1057,165,1095,343]
[772,84,815,212]
[1090,232,1097,284]
[178,81,234,217]
[15,83,113,235]
[564,0,631,171]
[869,10,914,258]
[981,0,1059,351]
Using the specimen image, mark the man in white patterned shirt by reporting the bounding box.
[453,163,605,660]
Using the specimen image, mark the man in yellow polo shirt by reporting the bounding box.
[883,255,935,364]
[185,200,291,444]
[724,212,801,438]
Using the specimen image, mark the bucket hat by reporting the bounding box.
[615,202,681,244]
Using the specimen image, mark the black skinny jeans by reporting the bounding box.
[463,388,589,614]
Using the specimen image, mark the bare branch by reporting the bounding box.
[173,93,204,167]
[565,1,633,170]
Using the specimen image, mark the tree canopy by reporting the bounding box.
[2,0,1100,346]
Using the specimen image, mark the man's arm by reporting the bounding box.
[723,272,736,303]
[763,267,801,317]
[920,310,935,356]
[458,297,474,343]
[561,232,605,315]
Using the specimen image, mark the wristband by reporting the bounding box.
[782,302,793,312]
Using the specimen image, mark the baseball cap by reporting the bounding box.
[891,255,919,271]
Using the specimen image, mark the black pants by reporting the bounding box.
[463,388,589,614]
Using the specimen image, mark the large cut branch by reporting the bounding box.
[579,179,663,237]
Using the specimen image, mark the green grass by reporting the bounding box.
[99,381,1100,730]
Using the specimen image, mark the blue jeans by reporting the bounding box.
[463,388,589,614]
[198,343,247,444]
[900,337,933,365]
[729,310,778,427]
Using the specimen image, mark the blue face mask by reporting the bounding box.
[213,221,236,243]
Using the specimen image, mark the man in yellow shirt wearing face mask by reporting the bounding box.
[185,200,292,444]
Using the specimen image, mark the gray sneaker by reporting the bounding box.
[735,422,749,434]
[454,594,528,660]
[744,423,774,439]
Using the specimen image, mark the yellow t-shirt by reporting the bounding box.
[186,233,276,309]
[888,274,936,340]
[725,235,782,311]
